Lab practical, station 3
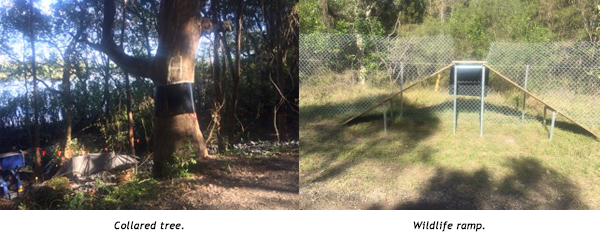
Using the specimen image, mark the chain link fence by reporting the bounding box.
[300,33,600,138]
[486,42,600,136]
[300,34,454,121]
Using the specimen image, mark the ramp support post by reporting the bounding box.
[549,110,556,140]
[390,98,394,123]
[480,66,486,137]
[521,65,529,123]
[453,65,457,135]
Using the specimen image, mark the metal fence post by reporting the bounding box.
[549,110,556,140]
[399,61,405,119]
[480,66,486,137]
[453,65,457,135]
[521,65,529,123]
[383,102,387,134]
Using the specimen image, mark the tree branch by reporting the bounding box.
[37,79,63,95]
[85,0,154,80]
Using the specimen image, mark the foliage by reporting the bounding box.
[397,0,428,25]
[19,175,160,209]
[354,16,385,35]
[298,0,327,33]
[300,0,600,59]
[25,177,71,209]
[88,178,160,209]
[165,142,196,179]
[448,0,553,58]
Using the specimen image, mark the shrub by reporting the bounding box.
[165,142,196,179]
[26,177,71,209]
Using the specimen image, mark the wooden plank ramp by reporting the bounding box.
[484,64,599,140]
[341,63,453,126]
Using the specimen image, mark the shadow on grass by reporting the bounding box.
[413,98,596,139]
[301,94,389,123]
[304,92,596,139]
[368,156,586,210]
[541,119,597,139]
[301,98,440,184]
[302,94,592,209]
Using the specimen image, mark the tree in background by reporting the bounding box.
[1,0,50,180]
[300,0,600,58]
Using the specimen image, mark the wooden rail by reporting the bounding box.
[485,64,599,139]
[341,63,454,125]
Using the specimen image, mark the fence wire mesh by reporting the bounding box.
[486,42,600,136]
[300,33,600,138]
[300,34,454,120]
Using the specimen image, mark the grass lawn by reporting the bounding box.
[300,82,600,209]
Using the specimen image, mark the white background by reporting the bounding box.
[4,210,598,249]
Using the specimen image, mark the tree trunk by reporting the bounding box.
[22,38,32,147]
[439,0,446,22]
[103,55,111,120]
[356,34,366,85]
[62,48,74,160]
[29,0,42,181]
[62,25,83,160]
[151,0,210,177]
[120,3,135,156]
[211,0,225,152]
[226,0,243,146]
[262,0,287,141]
[96,0,210,178]
[125,74,135,156]
[220,31,229,147]
[196,49,207,129]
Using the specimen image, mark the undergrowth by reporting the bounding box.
[18,175,161,210]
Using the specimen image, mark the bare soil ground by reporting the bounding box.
[150,150,299,210]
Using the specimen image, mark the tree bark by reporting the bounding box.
[220,33,234,139]
[120,3,135,156]
[93,0,210,178]
[62,22,84,160]
[212,0,225,152]
[62,44,75,160]
[262,0,287,141]
[225,0,243,146]
[439,0,446,22]
[151,0,211,176]
[102,55,111,121]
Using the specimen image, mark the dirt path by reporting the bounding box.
[150,149,299,210]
